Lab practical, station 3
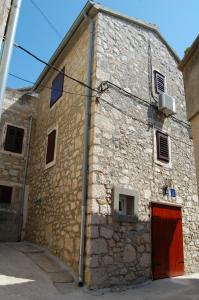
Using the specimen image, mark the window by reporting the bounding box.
[0,185,12,203]
[113,187,138,222]
[46,129,57,166]
[154,71,165,94]
[4,125,24,154]
[50,68,65,107]
[156,130,169,163]
[119,194,134,216]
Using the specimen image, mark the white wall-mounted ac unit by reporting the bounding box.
[158,93,176,116]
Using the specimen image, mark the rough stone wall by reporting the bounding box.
[26,18,97,276]
[0,88,35,241]
[0,0,11,50]
[85,12,199,288]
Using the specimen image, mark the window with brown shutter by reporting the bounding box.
[0,185,12,203]
[4,125,24,154]
[154,71,165,94]
[156,130,170,163]
[46,129,56,165]
[50,68,65,107]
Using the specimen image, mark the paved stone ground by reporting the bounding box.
[0,242,199,300]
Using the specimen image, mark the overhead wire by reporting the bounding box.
[98,96,193,147]
[100,80,190,129]
[8,72,97,98]
[14,43,98,93]
[29,0,63,40]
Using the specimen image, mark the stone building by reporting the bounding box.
[0,0,11,49]
[0,88,35,241]
[179,35,199,193]
[1,1,199,289]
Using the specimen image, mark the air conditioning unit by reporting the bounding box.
[158,93,176,116]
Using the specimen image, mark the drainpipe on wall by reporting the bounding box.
[0,0,22,120]
[78,13,95,286]
[19,115,33,241]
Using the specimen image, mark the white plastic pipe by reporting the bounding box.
[0,0,22,119]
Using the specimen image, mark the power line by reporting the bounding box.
[14,43,98,93]
[29,0,63,40]
[100,80,190,129]
[8,72,96,98]
[99,96,193,147]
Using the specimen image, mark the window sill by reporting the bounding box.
[113,213,138,223]
[45,160,56,170]
[0,149,24,158]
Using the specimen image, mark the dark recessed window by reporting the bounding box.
[4,125,24,154]
[119,194,135,216]
[50,68,65,107]
[154,71,165,94]
[0,185,12,203]
[46,129,56,165]
[156,130,170,163]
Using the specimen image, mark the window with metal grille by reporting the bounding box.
[0,185,12,203]
[46,129,56,165]
[156,130,170,163]
[4,125,24,154]
[154,71,165,94]
[50,68,65,107]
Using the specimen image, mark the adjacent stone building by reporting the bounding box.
[0,88,35,241]
[0,0,11,50]
[1,1,199,289]
[179,35,199,193]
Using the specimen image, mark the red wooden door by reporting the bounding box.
[151,203,184,280]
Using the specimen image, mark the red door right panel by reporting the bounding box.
[151,203,184,280]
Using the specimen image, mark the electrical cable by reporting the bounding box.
[14,43,98,93]
[29,0,63,40]
[98,96,192,147]
[8,72,97,98]
[100,80,190,129]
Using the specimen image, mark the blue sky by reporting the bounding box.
[7,0,199,88]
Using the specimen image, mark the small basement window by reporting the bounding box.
[119,194,134,216]
[156,130,170,163]
[50,68,65,107]
[4,124,24,154]
[0,185,12,203]
[154,71,165,94]
[46,129,57,167]
[113,187,138,222]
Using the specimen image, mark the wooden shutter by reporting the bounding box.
[50,67,65,107]
[154,71,165,94]
[46,130,56,164]
[4,125,24,154]
[0,185,12,203]
[156,130,169,163]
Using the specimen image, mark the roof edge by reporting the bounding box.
[178,35,199,71]
[33,0,95,90]
[33,1,180,90]
[95,3,180,63]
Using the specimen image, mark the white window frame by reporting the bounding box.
[1,122,27,157]
[153,68,167,95]
[153,128,172,169]
[45,125,58,169]
[113,186,139,222]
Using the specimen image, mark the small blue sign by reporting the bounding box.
[170,188,176,198]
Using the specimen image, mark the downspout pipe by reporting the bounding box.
[19,115,33,241]
[0,0,22,120]
[78,13,95,286]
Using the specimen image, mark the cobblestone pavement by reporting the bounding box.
[0,242,198,300]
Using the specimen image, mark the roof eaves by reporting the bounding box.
[178,35,199,71]
[33,1,180,90]
[95,3,180,63]
[33,0,95,90]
